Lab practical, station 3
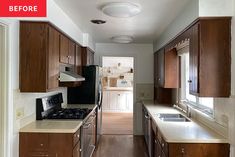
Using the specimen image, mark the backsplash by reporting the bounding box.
[136,83,154,101]
[13,88,67,132]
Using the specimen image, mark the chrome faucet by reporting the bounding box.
[186,106,192,118]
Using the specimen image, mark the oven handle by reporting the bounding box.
[83,123,91,129]
[85,115,96,124]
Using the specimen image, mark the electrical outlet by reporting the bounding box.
[16,107,25,119]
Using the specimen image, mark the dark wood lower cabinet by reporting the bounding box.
[168,143,230,157]
[20,131,80,157]
[152,121,230,157]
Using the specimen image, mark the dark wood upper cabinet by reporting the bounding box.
[156,48,179,88]
[154,48,177,104]
[59,34,69,64]
[81,47,94,66]
[164,48,179,88]
[155,17,231,98]
[59,34,75,65]
[20,21,83,92]
[48,26,60,90]
[188,18,231,97]
[20,22,60,92]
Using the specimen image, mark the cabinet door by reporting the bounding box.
[19,133,49,157]
[157,49,165,87]
[49,133,73,157]
[48,26,60,90]
[117,92,127,111]
[164,48,179,88]
[126,92,133,111]
[20,22,48,92]
[73,142,80,157]
[189,23,199,95]
[68,40,75,65]
[109,91,118,110]
[59,34,69,64]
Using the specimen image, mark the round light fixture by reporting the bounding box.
[91,19,106,24]
[111,35,134,43]
[102,2,141,18]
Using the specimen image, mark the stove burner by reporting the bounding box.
[47,108,92,119]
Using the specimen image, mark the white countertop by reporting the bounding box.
[20,120,83,133]
[143,101,228,143]
[103,87,133,91]
[20,104,97,134]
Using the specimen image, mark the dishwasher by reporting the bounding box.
[142,106,153,157]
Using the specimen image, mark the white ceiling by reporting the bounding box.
[54,0,189,44]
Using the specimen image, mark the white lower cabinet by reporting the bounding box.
[102,90,133,112]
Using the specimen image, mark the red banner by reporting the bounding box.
[0,0,47,17]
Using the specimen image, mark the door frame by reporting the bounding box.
[0,20,11,157]
[100,55,135,134]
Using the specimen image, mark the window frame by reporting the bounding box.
[178,52,214,118]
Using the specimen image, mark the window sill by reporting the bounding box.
[179,101,214,120]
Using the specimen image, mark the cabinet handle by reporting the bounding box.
[181,148,185,154]
[155,140,157,144]
[77,134,79,138]
[188,80,192,83]
[40,143,43,147]
[162,143,164,147]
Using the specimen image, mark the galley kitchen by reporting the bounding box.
[0,0,235,157]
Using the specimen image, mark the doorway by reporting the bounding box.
[101,57,134,135]
[0,23,6,157]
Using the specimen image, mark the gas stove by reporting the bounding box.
[36,93,92,120]
[47,108,91,119]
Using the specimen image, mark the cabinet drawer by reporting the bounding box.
[23,133,49,152]
[73,129,80,146]
[73,141,81,157]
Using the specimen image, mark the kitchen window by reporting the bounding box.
[178,50,214,118]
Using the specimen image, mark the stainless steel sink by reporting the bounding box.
[157,113,191,122]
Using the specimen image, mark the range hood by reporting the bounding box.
[59,71,85,82]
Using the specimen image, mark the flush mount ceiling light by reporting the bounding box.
[102,2,141,18]
[111,35,134,43]
[91,19,106,24]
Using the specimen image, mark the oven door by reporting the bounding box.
[81,114,96,157]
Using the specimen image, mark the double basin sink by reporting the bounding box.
[157,113,191,122]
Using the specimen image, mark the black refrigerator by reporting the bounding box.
[67,65,102,144]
